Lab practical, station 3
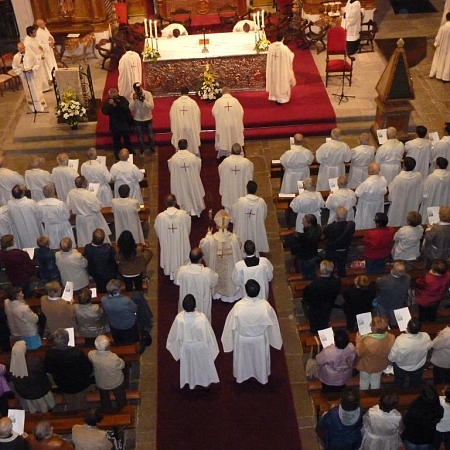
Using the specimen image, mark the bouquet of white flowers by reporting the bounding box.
[55,88,86,129]
[197,63,222,101]
[142,46,161,62]
[255,38,271,53]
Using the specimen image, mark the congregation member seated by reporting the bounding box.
[44,328,93,411]
[34,236,61,285]
[27,420,73,449]
[431,324,450,384]
[355,316,395,390]
[0,417,28,450]
[72,409,112,450]
[88,335,127,411]
[341,275,376,331]
[9,341,55,413]
[316,329,356,392]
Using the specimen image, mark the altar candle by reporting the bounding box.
[144,18,148,37]
[154,20,158,37]
[149,19,153,38]
[261,10,265,28]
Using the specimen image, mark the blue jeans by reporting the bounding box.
[393,362,424,387]
[135,119,154,153]
[296,257,318,280]
[365,258,386,274]
[404,441,431,450]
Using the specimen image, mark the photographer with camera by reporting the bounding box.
[129,82,156,157]
[101,87,134,160]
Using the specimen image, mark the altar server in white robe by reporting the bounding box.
[80,148,113,207]
[0,206,13,237]
[221,279,282,385]
[279,133,314,194]
[0,157,25,206]
[23,26,51,92]
[232,240,273,301]
[52,153,78,203]
[325,176,357,223]
[35,19,57,86]
[170,87,201,155]
[24,156,52,202]
[166,294,219,390]
[430,13,450,82]
[219,143,254,211]
[174,248,218,323]
[12,43,47,113]
[161,23,188,38]
[430,124,450,170]
[200,210,242,303]
[112,184,145,244]
[212,87,244,158]
[266,32,296,104]
[233,20,256,32]
[404,125,432,179]
[343,0,362,55]
[37,184,75,248]
[420,157,450,223]
[348,133,375,189]
[387,157,423,227]
[374,127,405,184]
[315,128,352,191]
[8,185,43,249]
[110,148,144,204]
[168,139,205,217]
[66,176,111,247]
[118,48,142,102]
[289,177,325,232]
[354,163,388,230]
[154,194,191,279]
[230,180,269,255]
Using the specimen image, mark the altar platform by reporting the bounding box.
[143,32,266,97]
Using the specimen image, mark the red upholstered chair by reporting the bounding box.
[325,26,355,87]
[114,2,129,30]
[217,4,239,30]
[170,8,192,32]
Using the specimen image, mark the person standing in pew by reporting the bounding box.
[431,325,450,384]
[303,260,341,333]
[422,206,450,269]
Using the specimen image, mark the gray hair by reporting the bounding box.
[53,328,69,347]
[94,335,110,352]
[34,421,52,441]
[106,279,122,295]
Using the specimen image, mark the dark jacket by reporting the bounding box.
[83,243,117,280]
[284,225,322,260]
[0,249,35,285]
[101,96,132,132]
[324,220,356,251]
[35,247,61,284]
[11,355,52,400]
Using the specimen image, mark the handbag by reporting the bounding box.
[305,336,320,380]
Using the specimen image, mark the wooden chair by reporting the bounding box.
[1,53,20,90]
[359,20,378,52]
[300,21,330,54]
[325,26,355,86]
[170,8,192,31]
[217,4,239,30]
[0,57,14,97]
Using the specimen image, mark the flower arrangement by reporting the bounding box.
[142,45,161,62]
[255,38,271,53]
[55,87,86,129]
[197,63,222,101]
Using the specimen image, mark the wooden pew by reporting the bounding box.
[69,204,150,226]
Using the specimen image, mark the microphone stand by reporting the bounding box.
[332,54,355,105]
[23,66,49,122]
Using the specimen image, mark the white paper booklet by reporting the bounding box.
[8,409,25,435]
[428,206,440,225]
[429,131,439,145]
[318,327,335,348]
[278,193,295,199]
[297,180,304,194]
[97,155,107,166]
[88,183,100,196]
[356,312,372,335]
[127,154,134,165]
[271,159,281,165]
[22,247,35,259]
[289,136,295,146]
[65,327,76,347]
[394,307,411,332]
[62,281,74,302]
[377,128,388,145]
[329,177,339,192]
[90,287,97,298]
[68,159,79,173]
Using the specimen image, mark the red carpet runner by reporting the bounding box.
[156,145,303,450]
[95,45,336,149]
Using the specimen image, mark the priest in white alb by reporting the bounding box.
[35,19,57,86]
[154,194,191,279]
[430,12,450,82]
[24,156,52,202]
[430,125,450,170]
[168,139,205,217]
[52,153,78,203]
[170,87,201,155]
[174,247,219,322]
[374,127,405,184]
[166,294,219,390]
[218,143,254,211]
[266,32,296,104]
[325,175,357,223]
[161,24,188,38]
[0,157,25,206]
[200,210,242,303]
[404,125,432,179]
[112,184,145,244]
[221,279,283,385]
[230,180,269,255]
[212,87,244,158]
[118,46,142,101]
[348,133,375,189]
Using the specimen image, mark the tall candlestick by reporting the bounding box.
[257,11,261,28]
[149,19,153,38]
[154,20,158,38]
[261,10,265,28]
[144,18,148,37]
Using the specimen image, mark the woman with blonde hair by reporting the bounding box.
[355,316,395,390]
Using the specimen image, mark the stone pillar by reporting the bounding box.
[11,0,34,41]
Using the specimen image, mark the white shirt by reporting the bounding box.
[388,332,432,371]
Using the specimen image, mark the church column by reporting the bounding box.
[11,0,35,40]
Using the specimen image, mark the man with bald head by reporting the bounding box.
[375,127,405,184]
[12,41,47,112]
[35,19,57,85]
[0,156,24,205]
[316,128,352,191]
[280,133,314,194]
[348,132,375,189]
[101,87,133,159]
[174,247,218,322]
[24,156,52,201]
[66,176,111,246]
[0,417,28,449]
[80,147,112,207]
[219,143,254,211]
[212,86,244,158]
[325,175,357,223]
[354,162,388,230]
[52,152,78,202]
[110,148,144,203]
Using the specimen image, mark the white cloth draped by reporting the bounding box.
[280,146,314,194]
[354,174,387,230]
[81,161,113,207]
[111,198,145,244]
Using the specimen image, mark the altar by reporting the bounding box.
[143,32,267,97]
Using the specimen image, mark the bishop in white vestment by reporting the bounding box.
[348,133,375,189]
[118,50,142,101]
[166,294,219,390]
[221,279,282,384]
